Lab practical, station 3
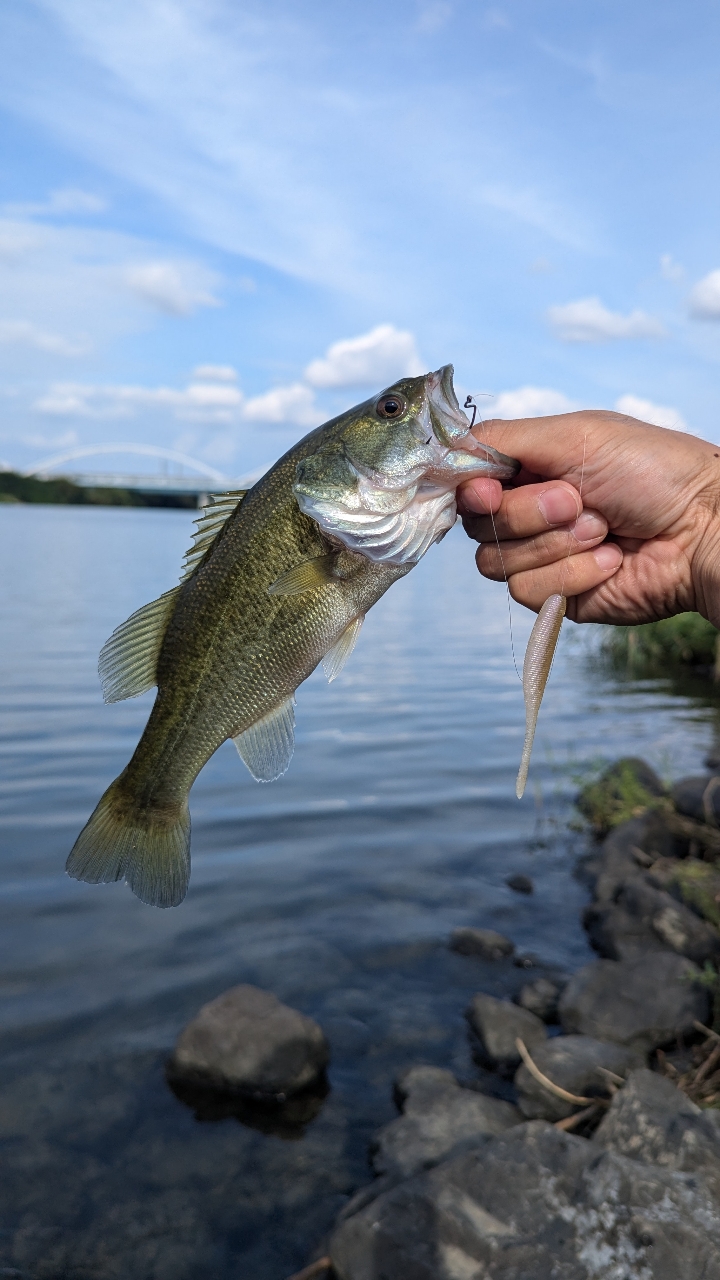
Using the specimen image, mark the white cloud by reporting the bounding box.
[193,364,238,382]
[488,386,577,419]
[615,394,688,432]
[242,382,320,427]
[123,261,220,316]
[660,253,684,282]
[547,297,665,342]
[0,319,86,356]
[304,324,423,388]
[416,2,453,34]
[688,270,720,321]
[4,188,107,217]
[36,378,244,422]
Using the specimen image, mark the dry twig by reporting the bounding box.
[285,1257,333,1280]
[515,1038,609,1107]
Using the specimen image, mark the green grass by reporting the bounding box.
[602,613,720,675]
[575,757,665,836]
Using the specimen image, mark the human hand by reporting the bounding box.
[458,410,720,627]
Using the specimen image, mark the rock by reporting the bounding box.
[167,984,329,1099]
[506,874,533,894]
[330,1120,720,1279]
[371,1066,521,1179]
[514,1034,643,1122]
[517,977,563,1022]
[672,774,720,823]
[466,993,546,1072]
[576,756,666,837]
[594,1068,720,1199]
[450,927,514,960]
[558,952,710,1052]
[649,856,720,930]
[591,810,677,905]
[584,875,720,964]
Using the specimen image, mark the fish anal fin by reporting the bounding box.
[322,616,364,683]
[180,489,249,584]
[233,697,296,782]
[268,553,338,597]
[99,587,180,704]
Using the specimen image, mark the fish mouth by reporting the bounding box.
[427,364,520,480]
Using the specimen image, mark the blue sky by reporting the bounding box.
[1,0,719,480]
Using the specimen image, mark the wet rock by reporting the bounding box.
[594,1068,720,1199]
[330,1121,720,1280]
[576,756,666,837]
[514,1034,643,1122]
[517,977,564,1022]
[371,1066,521,1180]
[558,952,710,1053]
[584,875,720,964]
[449,927,514,960]
[672,774,720,824]
[590,810,677,905]
[506,873,533,894]
[466,993,546,1073]
[167,984,329,1099]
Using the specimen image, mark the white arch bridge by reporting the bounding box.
[24,443,266,501]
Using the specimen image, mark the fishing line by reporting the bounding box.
[465,395,522,681]
[559,430,588,602]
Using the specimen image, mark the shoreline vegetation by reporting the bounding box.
[0,469,198,509]
[602,612,720,680]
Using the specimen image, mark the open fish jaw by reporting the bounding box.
[294,365,519,567]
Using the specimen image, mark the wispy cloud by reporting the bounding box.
[3,188,107,218]
[615,393,688,432]
[688,270,720,321]
[660,253,684,282]
[547,297,665,342]
[123,261,220,316]
[304,325,423,388]
[36,378,243,422]
[193,364,238,382]
[0,319,87,356]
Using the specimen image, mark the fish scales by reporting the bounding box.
[67,366,519,907]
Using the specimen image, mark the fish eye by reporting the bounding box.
[376,394,406,420]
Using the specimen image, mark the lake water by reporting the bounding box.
[1,504,718,1279]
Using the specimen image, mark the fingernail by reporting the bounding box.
[538,488,580,525]
[593,543,623,571]
[573,511,606,542]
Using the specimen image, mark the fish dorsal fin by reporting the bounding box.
[99,587,180,703]
[322,616,364,683]
[179,489,248,584]
[268,553,337,597]
[233,697,296,782]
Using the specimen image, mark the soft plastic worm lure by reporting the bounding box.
[515,593,566,799]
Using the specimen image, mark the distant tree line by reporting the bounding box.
[0,470,198,509]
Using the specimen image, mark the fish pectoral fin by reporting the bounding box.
[98,587,180,703]
[322,615,364,683]
[233,696,296,782]
[267,553,338,597]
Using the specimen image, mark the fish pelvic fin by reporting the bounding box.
[267,553,338,597]
[66,777,191,908]
[180,489,249,584]
[322,616,364,682]
[233,696,296,782]
[99,587,181,703]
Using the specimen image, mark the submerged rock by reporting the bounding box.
[466,993,546,1073]
[506,874,533,894]
[167,984,329,1099]
[594,1068,720,1199]
[371,1065,520,1180]
[559,952,709,1052]
[449,927,514,959]
[514,1034,643,1122]
[330,1120,720,1279]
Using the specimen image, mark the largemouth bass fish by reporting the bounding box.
[67,366,519,908]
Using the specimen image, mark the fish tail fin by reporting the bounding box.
[66,777,191,908]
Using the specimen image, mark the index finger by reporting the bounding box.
[460,480,583,542]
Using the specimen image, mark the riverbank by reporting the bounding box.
[0,469,198,507]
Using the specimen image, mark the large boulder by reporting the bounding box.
[330,1121,720,1279]
[584,876,720,964]
[514,1035,644,1122]
[371,1066,520,1180]
[450,927,514,959]
[558,953,709,1052]
[594,1068,720,1199]
[167,984,329,1099]
[589,810,676,905]
[576,757,666,837]
[466,993,546,1073]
